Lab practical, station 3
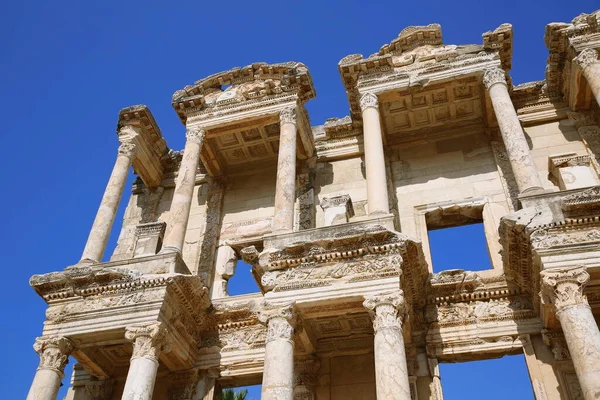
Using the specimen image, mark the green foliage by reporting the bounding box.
[219,388,248,400]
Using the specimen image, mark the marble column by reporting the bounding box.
[80,129,138,264]
[122,323,169,400]
[540,266,600,400]
[273,107,298,233]
[483,68,544,195]
[293,356,320,400]
[360,93,390,215]
[162,128,205,254]
[363,291,411,400]
[259,303,297,400]
[27,336,74,400]
[573,48,600,108]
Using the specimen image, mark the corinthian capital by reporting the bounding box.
[118,140,137,158]
[573,48,599,70]
[259,302,296,343]
[185,127,206,145]
[280,106,297,126]
[125,322,170,361]
[359,93,379,111]
[483,67,507,89]
[363,290,406,332]
[540,266,590,313]
[33,336,74,375]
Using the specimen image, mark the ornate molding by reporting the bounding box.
[483,67,507,89]
[185,127,205,145]
[359,93,379,111]
[540,266,590,313]
[33,336,74,374]
[259,302,296,344]
[363,290,406,332]
[280,106,298,126]
[117,140,137,158]
[125,322,170,362]
[542,330,571,361]
[573,48,598,69]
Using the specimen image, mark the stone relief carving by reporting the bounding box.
[573,48,598,69]
[259,302,297,343]
[359,93,379,111]
[542,330,571,360]
[197,180,225,283]
[491,140,520,211]
[482,67,507,89]
[363,290,406,331]
[185,127,206,144]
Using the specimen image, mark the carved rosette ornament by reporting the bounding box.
[185,127,206,145]
[363,290,406,332]
[125,322,170,362]
[540,266,590,313]
[259,302,296,344]
[359,92,379,111]
[118,140,137,158]
[483,67,507,89]
[573,48,598,70]
[280,106,298,126]
[33,336,74,375]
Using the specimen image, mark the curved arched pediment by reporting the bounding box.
[172,62,315,124]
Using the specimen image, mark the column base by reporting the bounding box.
[66,258,98,269]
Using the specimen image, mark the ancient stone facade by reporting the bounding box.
[27,10,600,400]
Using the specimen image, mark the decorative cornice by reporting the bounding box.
[33,336,74,375]
[540,266,590,313]
[280,106,297,126]
[125,322,170,362]
[573,47,598,69]
[359,93,379,111]
[185,127,205,145]
[363,290,406,331]
[483,67,507,89]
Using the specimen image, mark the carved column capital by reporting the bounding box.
[118,140,138,158]
[259,302,296,343]
[280,106,298,126]
[33,336,74,375]
[483,67,507,89]
[185,127,206,145]
[573,48,599,70]
[363,290,406,332]
[125,322,170,362]
[540,266,590,313]
[359,92,379,111]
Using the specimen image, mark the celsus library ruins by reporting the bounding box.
[26,9,600,400]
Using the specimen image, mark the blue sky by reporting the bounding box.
[1,0,594,398]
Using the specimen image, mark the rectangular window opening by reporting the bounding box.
[426,205,492,273]
[225,243,263,296]
[439,354,533,400]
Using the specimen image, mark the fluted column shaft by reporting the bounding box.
[122,323,169,400]
[541,266,600,400]
[364,291,411,400]
[360,93,390,215]
[259,303,296,400]
[80,130,138,264]
[574,48,600,108]
[27,336,74,400]
[273,107,298,233]
[162,128,205,254]
[484,68,544,195]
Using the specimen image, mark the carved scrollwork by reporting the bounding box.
[125,322,170,361]
[359,93,379,111]
[573,48,598,69]
[185,127,206,145]
[33,336,74,374]
[363,290,406,331]
[540,266,590,313]
[483,67,507,89]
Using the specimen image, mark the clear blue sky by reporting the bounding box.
[1,0,594,398]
